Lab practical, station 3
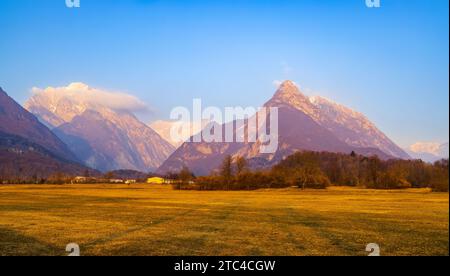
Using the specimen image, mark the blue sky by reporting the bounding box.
[0,0,448,147]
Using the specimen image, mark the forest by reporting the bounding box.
[170,151,449,192]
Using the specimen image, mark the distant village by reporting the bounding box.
[71,175,172,185]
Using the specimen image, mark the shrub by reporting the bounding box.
[292,167,330,189]
[370,171,411,189]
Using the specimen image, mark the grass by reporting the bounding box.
[0,184,448,256]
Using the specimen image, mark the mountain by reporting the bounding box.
[25,83,175,172]
[104,170,149,180]
[0,87,78,162]
[0,87,96,179]
[406,142,449,163]
[0,131,98,180]
[438,143,449,158]
[158,81,396,175]
[266,81,410,159]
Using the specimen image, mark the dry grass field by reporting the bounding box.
[0,184,448,256]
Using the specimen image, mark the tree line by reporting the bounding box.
[0,169,149,185]
[169,151,449,192]
[2,150,448,192]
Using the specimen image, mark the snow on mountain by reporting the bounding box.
[406,142,449,163]
[409,142,448,157]
[439,143,449,157]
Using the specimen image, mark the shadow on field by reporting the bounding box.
[82,209,195,252]
[0,227,63,256]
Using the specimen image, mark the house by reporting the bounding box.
[146,177,165,184]
[125,179,136,184]
[74,176,88,182]
[72,176,97,183]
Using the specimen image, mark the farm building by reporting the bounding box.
[147,177,165,184]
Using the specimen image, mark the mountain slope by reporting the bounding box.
[309,96,410,159]
[53,109,174,172]
[266,81,409,159]
[158,81,394,175]
[0,131,97,180]
[25,83,175,172]
[0,87,78,162]
[0,87,96,179]
[158,122,247,176]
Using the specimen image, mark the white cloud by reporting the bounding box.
[272,80,283,87]
[31,82,149,113]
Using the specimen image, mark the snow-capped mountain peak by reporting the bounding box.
[267,80,318,118]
